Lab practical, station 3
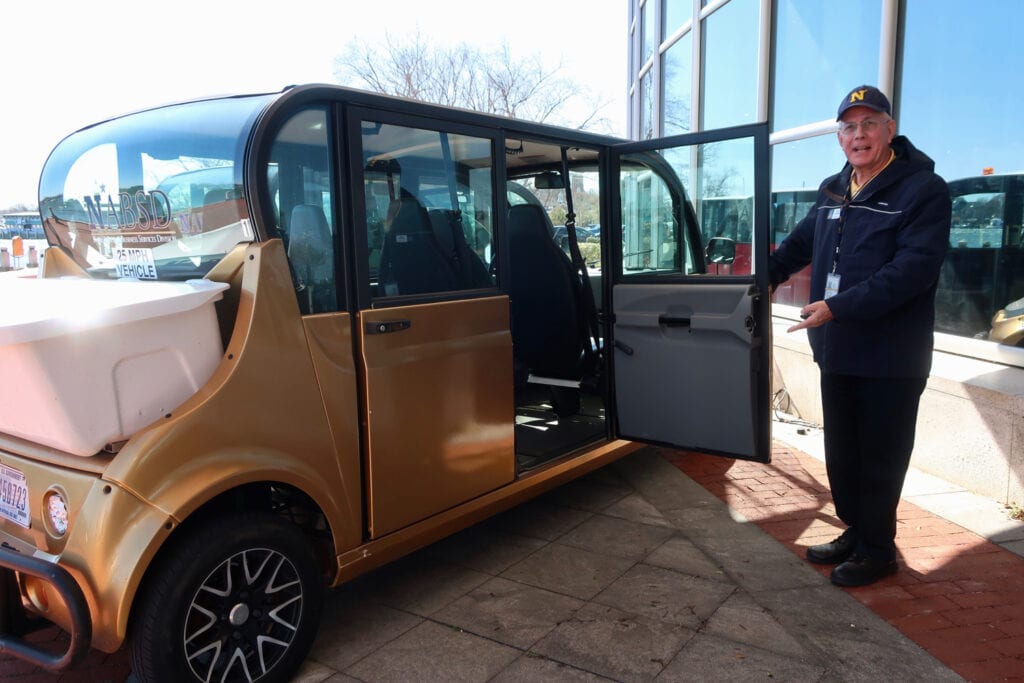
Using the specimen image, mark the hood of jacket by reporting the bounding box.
[821,135,937,203]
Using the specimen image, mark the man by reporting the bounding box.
[769,85,951,587]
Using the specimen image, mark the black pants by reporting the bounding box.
[819,373,927,562]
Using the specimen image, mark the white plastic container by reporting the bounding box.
[0,277,229,456]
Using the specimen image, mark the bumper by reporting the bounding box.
[0,546,91,672]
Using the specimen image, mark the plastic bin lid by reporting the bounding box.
[0,277,230,346]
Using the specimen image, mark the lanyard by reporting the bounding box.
[831,191,852,274]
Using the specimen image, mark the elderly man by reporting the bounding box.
[769,85,951,587]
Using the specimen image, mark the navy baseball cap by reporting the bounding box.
[837,85,892,120]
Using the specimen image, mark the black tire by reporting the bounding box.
[129,512,323,683]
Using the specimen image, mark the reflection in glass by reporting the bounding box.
[902,0,1022,183]
[621,136,757,279]
[701,0,758,129]
[772,0,880,132]
[640,73,655,140]
[770,134,845,222]
[641,0,656,66]
[902,1,1024,341]
[664,0,693,37]
[663,33,693,136]
[769,135,844,306]
[698,138,756,276]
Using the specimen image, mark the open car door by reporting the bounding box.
[610,124,772,462]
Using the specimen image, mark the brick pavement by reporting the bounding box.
[662,442,1024,683]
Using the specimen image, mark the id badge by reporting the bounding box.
[825,273,841,299]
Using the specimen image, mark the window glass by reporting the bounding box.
[640,72,656,140]
[37,96,266,280]
[620,155,688,274]
[360,121,495,298]
[696,137,757,276]
[938,175,1024,339]
[902,0,1024,342]
[508,169,602,265]
[769,134,844,306]
[619,134,758,278]
[701,0,759,129]
[641,0,657,66]
[662,32,693,136]
[902,1,1023,183]
[268,107,337,314]
[772,0,880,132]
[664,0,693,38]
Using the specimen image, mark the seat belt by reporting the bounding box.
[438,133,466,280]
[559,148,602,374]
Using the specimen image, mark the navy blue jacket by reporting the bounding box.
[769,136,951,378]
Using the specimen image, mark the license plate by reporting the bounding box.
[0,464,30,528]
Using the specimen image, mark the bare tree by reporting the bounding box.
[333,31,613,131]
[1,203,36,213]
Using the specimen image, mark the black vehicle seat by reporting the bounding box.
[379,192,459,296]
[287,204,335,313]
[428,208,493,289]
[507,203,587,389]
[288,204,333,285]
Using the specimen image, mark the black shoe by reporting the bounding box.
[806,534,854,565]
[830,554,898,587]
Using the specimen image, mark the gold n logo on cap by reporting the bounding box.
[850,89,866,103]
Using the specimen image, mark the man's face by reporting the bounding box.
[837,106,897,174]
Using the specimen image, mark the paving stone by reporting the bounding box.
[433,576,584,649]
[491,498,593,541]
[557,513,676,561]
[643,534,730,582]
[540,472,634,512]
[592,563,735,629]
[344,620,520,682]
[701,590,811,659]
[490,654,617,682]
[500,541,635,601]
[657,631,824,681]
[310,596,422,671]
[601,492,677,528]
[420,523,547,574]
[693,532,824,592]
[530,602,694,683]
[292,659,345,682]
[361,555,490,616]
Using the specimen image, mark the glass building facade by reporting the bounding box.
[628,0,1024,361]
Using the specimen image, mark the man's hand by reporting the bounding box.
[788,300,834,332]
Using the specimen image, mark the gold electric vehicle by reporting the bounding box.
[0,84,771,682]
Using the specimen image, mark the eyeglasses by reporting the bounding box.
[839,117,890,136]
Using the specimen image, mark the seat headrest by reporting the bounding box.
[508,204,553,240]
[386,196,431,236]
[289,204,330,243]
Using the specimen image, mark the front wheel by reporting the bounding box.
[129,512,324,683]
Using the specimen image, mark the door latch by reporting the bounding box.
[365,319,412,335]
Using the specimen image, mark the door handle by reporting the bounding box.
[658,315,691,328]
[365,319,412,335]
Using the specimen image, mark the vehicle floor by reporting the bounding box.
[514,385,606,471]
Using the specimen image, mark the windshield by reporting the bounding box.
[38,95,273,280]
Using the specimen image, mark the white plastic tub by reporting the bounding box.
[0,277,229,456]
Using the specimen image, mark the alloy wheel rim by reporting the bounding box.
[183,547,304,682]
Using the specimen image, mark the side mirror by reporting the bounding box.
[705,236,736,264]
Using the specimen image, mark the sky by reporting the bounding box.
[1,0,627,209]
